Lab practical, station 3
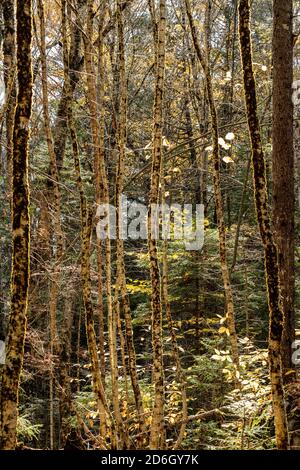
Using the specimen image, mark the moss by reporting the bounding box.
[0,0,33,450]
[238,0,288,450]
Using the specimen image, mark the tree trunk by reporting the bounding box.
[95,2,106,384]
[2,0,16,197]
[68,111,110,450]
[37,0,65,447]
[161,171,188,450]
[53,0,85,172]
[83,0,109,441]
[83,0,123,446]
[0,0,16,344]
[272,0,294,383]
[59,282,74,446]
[185,0,240,378]
[61,0,110,448]
[238,0,289,450]
[148,0,166,450]
[0,0,33,450]
[114,0,146,445]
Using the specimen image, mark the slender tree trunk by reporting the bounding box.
[219,0,237,229]
[114,0,146,445]
[52,1,133,172]
[76,306,82,394]
[59,282,74,445]
[0,0,33,450]
[148,0,166,450]
[37,0,65,447]
[238,0,289,449]
[53,0,85,172]
[272,0,294,383]
[184,95,202,344]
[148,0,158,46]
[2,0,16,198]
[68,111,110,450]
[0,0,16,346]
[161,172,188,450]
[37,0,64,344]
[61,0,110,448]
[94,3,106,384]
[231,156,251,272]
[185,0,240,377]
[83,0,123,445]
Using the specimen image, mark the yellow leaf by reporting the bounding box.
[223,156,234,164]
[285,369,296,376]
[218,326,227,334]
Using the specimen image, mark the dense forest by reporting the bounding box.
[0,0,299,452]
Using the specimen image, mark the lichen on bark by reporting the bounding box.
[0,0,33,450]
[238,0,289,450]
